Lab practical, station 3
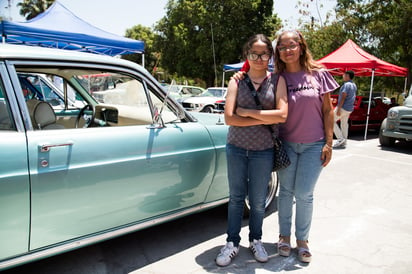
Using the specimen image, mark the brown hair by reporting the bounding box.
[274,30,324,73]
[242,34,274,60]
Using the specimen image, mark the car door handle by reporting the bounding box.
[39,142,74,152]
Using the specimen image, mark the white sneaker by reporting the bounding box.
[333,139,346,148]
[249,239,268,263]
[216,242,239,267]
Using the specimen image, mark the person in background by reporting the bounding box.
[215,34,288,267]
[333,70,357,148]
[390,97,399,107]
[233,29,338,263]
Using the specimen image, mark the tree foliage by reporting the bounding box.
[154,0,280,87]
[335,0,412,92]
[123,25,158,74]
[18,0,55,20]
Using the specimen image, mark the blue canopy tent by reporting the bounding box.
[223,62,245,71]
[222,62,245,87]
[1,1,145,61]
[222,61,273,87]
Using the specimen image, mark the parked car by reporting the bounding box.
[215,98,226,113]
[166,84,205,103]
[0,44,277,270]
[374,96,391,105]
[379,84,412,146]
[331,94,391,131]
[181,87,227,113]
[17,72,83,109]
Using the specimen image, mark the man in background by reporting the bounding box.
[333,70,357,148]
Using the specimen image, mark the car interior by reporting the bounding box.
[14,67,184,130]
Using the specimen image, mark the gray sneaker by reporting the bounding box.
[333,139,346,148]
[249,239,268,263]
[216,242,239,267]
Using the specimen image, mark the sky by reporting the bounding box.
[1,0,337,36]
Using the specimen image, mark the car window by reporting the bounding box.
[17,73,86,111]
[24,74,64,105]
[0,79,15,130]
[15,67,180,129]
[190,87,203,96]
[204,88,225,97]
[361,98,376,108]
[75,71,179,125]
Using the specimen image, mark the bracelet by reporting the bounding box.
[324,144,332,150]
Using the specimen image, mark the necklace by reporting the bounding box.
[249,72,268,85]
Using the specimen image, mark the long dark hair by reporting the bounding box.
[242,34,274,60]
[274,30,323,73]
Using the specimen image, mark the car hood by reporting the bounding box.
[404,96,412,108]
[190,112,226,126]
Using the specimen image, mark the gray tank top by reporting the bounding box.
[227,73,279,150]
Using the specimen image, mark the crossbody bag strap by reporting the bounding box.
[243,74,262,109]
[243,73,279,133]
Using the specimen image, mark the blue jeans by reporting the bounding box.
[277,140,324,241]
[226,143,273,246]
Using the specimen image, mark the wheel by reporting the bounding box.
[379,119,395,146]
[202,106,214,113]
[244,171,279,215]
[75,104,95,128]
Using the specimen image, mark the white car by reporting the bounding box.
[181,87,227,113]
[374,96,391,105]
[379,84,412,146]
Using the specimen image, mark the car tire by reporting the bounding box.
[379,118,396,146]
[202,106,214,113]
[244,171,279,215]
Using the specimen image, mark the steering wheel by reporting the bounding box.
[75,104,95,128]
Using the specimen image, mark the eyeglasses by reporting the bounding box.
[277,44,299,52]
[247,53,271,61]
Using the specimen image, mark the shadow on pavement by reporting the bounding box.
[379,140,412,154]
[3,199,279,274]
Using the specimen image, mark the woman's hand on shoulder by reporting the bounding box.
[231,71,246,81]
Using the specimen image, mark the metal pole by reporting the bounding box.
[211,24,217,87]
[364,69,375,140]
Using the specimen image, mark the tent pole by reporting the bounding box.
[222,71,225,88]
[364,69,375,140]
[403,77,408,94]
[142,53,145,68]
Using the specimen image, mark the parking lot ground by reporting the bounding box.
[136,136,412,274]
[3,135,412,274]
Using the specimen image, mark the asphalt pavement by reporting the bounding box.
[136,134,412,274]
[4,134,412,274]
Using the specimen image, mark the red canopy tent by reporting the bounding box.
[317,39,408,139]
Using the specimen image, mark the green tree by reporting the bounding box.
[335,0,411,92]
[18,0,55,20]
[155,0,280,87]
[123,25,158,74]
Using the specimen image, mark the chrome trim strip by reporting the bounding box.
[0,199,228,270]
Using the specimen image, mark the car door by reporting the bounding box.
[10,63,217,249]
[0,64,30,260]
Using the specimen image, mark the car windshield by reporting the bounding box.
[202,89,225,97]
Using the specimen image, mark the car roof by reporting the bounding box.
[0,44,144,71]
[0,44,159,88]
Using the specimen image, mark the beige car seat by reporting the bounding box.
[26,99,65,130]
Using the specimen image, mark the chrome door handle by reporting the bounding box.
[39,142,74,152]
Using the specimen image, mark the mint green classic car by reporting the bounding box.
[0,44,277,270]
